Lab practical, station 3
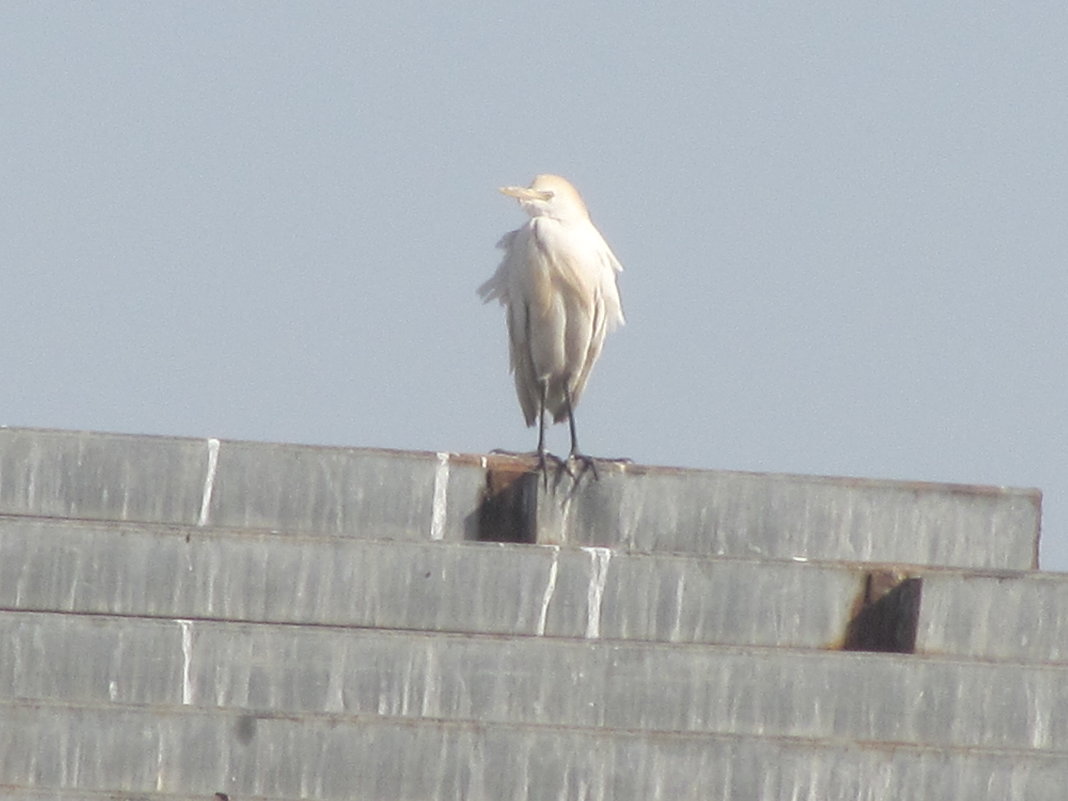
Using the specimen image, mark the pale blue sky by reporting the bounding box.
[3,4,1066,568]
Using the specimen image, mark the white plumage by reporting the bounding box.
[479,174,624,466]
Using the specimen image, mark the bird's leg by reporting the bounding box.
[563,383,598,481]
[536,378,550,488]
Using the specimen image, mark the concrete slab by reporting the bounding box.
[3,514,1066,659]
[917,567,1068,663]
[530,460,1040,569]
[0,428,1042,568]
[0,517,862,649]
[4,611,1068,753]
[0,427,490,541]
[0,427,207,526]
[1,699,1064,801]
[204,438,490,540]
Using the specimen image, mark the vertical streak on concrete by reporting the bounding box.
[26,439,39,511]
[536,546,560,636]
[670,573,686,643]
[582,547,612,639]
[1030,685,1051,749]
[178,619,193,705]
[155,738,165,792]
[420,642,440,718]
[198,438,220,527]
[325,650,345,714]
[430,452,449,541]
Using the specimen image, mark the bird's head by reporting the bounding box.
[499,174,591,223]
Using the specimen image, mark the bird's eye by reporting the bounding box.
[544,191,555,199]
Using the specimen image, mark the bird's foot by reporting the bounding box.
[536,449,568,489]
[564,451,600,482]
[492,449,600,487]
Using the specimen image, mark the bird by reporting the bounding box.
[478,174,625,479]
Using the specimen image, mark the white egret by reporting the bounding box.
[478,174,625,477]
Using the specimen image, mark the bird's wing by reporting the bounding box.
[565,283,608,414]
[506,298,541,426]
[476,265,506,305]
[530,219,622,419]
[496,229,519,251]
[476,230,523,304]
[481,225,544,426]
[569,237,624,413]
[598,245,626,331]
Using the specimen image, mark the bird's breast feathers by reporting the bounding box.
[481,217,624,330]
[530,218,621,302]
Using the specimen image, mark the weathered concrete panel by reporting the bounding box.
[917,568,1068,663]
[0,612,184,707]
[0,518,863,649]
[0,427,208,526]
[204,440,490,540]
[532,461,1040,569]
[1,700,1064,801]
[0,428,493,542]
[4,612,1068,753]
[0,428,1042,567]
[4,515,1066,658]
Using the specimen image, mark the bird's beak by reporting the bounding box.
[499,186,553,201]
